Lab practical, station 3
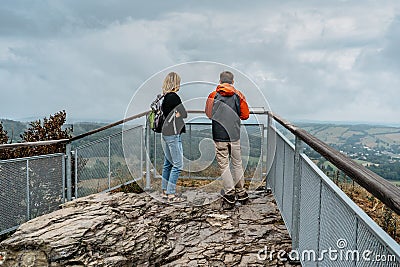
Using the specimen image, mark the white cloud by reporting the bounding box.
[0,0,399,125]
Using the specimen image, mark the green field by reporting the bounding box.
[297,123,400,148]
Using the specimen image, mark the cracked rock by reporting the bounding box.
[1,191,298,266]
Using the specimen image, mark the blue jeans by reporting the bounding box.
[161,134,183,195]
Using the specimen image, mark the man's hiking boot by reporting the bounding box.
[220,189,236,204]
[237,191,249,204]
[222,193,236,204]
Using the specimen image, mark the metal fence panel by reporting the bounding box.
[183,124,217,179]
[282,141,294,235]
[270,129,400,266]
[110,127,142,188]
[0,160,27,234]
[267,121,400,266]
[357,221,400,266]
[267,151,277,195]
[76,138,109,197]
[301,155,400,266]
[298,156,321,267]
[242,125,263,180]
[120,126,143,184]
[28,155,65,219]
[0,154,64,235]
[273,134,285,211]
[319,184,357,267]
[75,126,143,198]
[153,123,265,181]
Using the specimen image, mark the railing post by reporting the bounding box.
[260,124,265,181]
[145,118,151,190]
[66,142,72,201]
[292,136,303,250]
[265,112,274,192]
[74,148,78,198]
[62,154,66,202]
[140,126,144,180]
[108,136,111,190]
[153,131,157,179]
[189,124,192,178]
[26,159,30,220]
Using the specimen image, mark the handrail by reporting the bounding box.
[188,108,268,115]
[1,109,398,214]
[0,109,268,149]
[70,109,267,141]
[70,110,149,141]
[269,111,400,215]
[0,139,69,149]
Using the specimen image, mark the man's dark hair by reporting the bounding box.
[220,71,234,84]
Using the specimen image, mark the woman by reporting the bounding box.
[161,72,187,202]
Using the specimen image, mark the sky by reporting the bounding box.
[0,0,399,124]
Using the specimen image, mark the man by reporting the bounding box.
[205,71,250,205]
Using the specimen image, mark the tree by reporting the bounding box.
[21,110,72,142]
[0,122,9,159]
[0,122,8,144]
[0,111,73,160]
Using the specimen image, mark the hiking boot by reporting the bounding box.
[222,200,235,210]
[222,193,236,204]
[220,189,236,204]
[237,191,249,204]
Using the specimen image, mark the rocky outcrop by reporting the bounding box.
[0,190,297,266]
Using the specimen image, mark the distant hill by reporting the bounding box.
[296,122,400,149]
[65,122,108,137]
[3,118,400,148]
[0,119,28,142]
[0,119,120,146]
[66,122,123,148]
[294,122,400,181]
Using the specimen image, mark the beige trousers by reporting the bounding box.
[215,140,245,195]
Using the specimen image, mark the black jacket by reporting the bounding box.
[161,92,187,136]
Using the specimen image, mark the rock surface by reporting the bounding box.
[0,190,298,266]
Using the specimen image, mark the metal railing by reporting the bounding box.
[74,125,143,198]
[0,111,148,235]
[0,153,65,235]
[0,109,268,236]
[1,108,400,266]
[143,109,268,189]
[148,122,266,182]
[266,112,400,266]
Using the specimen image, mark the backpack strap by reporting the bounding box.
[150,93,165,110]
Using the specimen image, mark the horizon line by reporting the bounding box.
[1,116,399,128]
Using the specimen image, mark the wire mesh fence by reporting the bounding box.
[149,122,266,182]
[74,126,143,198]
[0,153,65,235]
[267,125,400,266]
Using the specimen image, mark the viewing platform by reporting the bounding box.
[0,190,297,266]
[0,109,399,266]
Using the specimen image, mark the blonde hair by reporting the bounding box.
[162,72,181,94]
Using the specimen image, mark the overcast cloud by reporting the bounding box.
[0,0,399,124]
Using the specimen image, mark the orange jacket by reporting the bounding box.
[205,83,250,120]
[205,83,250,141]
